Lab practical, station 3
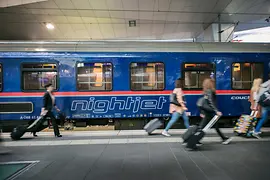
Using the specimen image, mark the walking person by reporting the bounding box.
[198,78,232,145]
[253,75,270,139]
[249,78,262,130]
[162,78,189,137]
[33,83,62,137]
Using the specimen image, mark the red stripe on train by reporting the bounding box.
[0,90,250,96]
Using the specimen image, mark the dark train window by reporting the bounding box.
[0,64,2,91]
[183,63,215,89]
[0,102,33,113]
[21,63,58,91]
[232,63,263,90]
[77,62,112,91]
[130,62,164,90]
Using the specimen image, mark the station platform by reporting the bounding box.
[1,128,270,180]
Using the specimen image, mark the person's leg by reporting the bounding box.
[199,112,211,129]
[214,122,226,140]
[162,112,181,136]
[165,112,181,131]
[32,116,46,136]
[255,107,270,133]
[253,107,270,138]
[48,111,61,137]
[214,122,232,144]
[182,111,190,128]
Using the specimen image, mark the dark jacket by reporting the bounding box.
[204,89,218,113]
[43,92,55,111]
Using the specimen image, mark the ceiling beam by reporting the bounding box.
[0,0,47,8]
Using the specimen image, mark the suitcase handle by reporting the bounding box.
[27,116,45,130]
[250,111,258,118]
[202,115,221,132]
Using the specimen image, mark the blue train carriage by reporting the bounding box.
[0,41,269,130]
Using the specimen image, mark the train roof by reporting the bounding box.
[0,41,269,53]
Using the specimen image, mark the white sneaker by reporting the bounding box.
[222,137,232,145]
[252,132,261,139]
[162,131,171,137]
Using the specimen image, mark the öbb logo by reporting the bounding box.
[71,96,167,113]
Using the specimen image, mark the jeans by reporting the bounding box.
[199,111,227,140]
[165,111,189,131]
[255,106,270,133]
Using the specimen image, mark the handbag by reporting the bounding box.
[170,93,181,106]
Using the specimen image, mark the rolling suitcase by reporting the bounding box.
[182,125,199,143]
[184,115,220,149]
[234,111,258,137]
[10,116,48,140]
[144,118,163,134]
[10,125,28,140]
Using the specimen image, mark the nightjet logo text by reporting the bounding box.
[71,97,167,113]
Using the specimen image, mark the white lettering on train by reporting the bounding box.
[71,96,167,113]
[231,96,249,100]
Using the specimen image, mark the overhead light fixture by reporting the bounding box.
[35,48,46,51]
[129,20,136,27]
[45,23,55,30]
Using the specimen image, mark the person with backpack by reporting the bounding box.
[162,78,189,137]
[198,78,232,145]
[252,75,270,139]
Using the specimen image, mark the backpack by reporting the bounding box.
[170,93,181,106]
[258,89,270,107]
[170,93,186,106]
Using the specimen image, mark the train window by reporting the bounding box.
[183,63,215,89]
[0,102,33,113]
[77,62,112,91]
[21,63,58,91]
[232,63,263,90]
[0,64,2,91]
[130,62,164,90]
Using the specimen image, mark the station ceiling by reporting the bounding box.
[0,0,269,40]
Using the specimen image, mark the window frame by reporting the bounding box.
[182,62,216,90]
[0,63,2,92]
[76,62,113,92]
[129,62,165,91]
[231,62,264,90]
[0,102,33,114]
[20,62,59,92]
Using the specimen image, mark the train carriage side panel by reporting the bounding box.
[0,52,269,125]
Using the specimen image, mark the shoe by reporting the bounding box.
[252,132,261,139]
[55,135,62,138]
[182,141,187,146]
[161,131,171,137]
[196,142,203,147]
[222,137,232,145]
[31,132,38,137]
